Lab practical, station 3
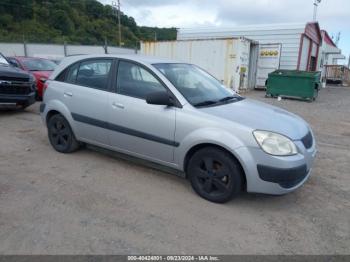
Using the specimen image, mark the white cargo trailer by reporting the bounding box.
[177,22,323,88]
[140,38,258,92]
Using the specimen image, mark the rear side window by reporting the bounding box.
[55,63,78,83]
[117,60,165,99]
[55,70,66,82]
[76,59,112,90]
[66,63,79,84]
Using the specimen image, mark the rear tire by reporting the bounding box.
[187,147,243,203]
[47,114,80,153]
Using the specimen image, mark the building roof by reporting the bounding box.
[178,22,322,35]
[178,22,322,44]
[178,22,308,34]
[304,22,322,45]
[321,30,337,47]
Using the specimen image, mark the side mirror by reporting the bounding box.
[146,91,174,106]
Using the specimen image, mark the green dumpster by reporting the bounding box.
[266,70,321,101]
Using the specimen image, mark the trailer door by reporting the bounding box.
[256,43,282,88]
[248,42,259,89]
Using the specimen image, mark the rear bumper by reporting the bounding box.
[0,92,36,107]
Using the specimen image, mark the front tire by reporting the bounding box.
[187,147,243,203]
[47,114,80,153]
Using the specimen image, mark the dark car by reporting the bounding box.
[0,53,36,109]
[7,56,57,100]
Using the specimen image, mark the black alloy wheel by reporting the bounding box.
[48,114,79,153]
[188,147,243,203]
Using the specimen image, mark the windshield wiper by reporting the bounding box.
[218,96,237,102]
[193,100,218,107]
[194,96,242,107]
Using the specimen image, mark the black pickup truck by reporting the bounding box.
[0,52,36,109]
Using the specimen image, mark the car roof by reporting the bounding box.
[11,56,52,61]
[62,54,178,65]
[50,54,183,80]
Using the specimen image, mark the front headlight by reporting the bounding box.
[253,130,298,156]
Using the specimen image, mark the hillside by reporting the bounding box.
[0,0,177,48]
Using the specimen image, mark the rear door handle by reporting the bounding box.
[112,102,124,109]
[64,92,73,97]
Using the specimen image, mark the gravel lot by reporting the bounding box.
[0,86,349,255]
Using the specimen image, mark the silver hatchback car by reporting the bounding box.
[40,54,316,203]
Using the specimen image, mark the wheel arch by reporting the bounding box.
[46,109,61,124]
[44,100,75,129]
[183,143,247,190]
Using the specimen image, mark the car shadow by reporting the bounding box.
[86,144,186,178]
[85,144,298,207]
[0,104,39,116]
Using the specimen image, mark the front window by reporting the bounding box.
[117,60,166,100]
[0,54,9,66]
[153,63,243,107]
[22,58,57,71]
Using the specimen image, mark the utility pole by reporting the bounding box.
[335,32,341,46]
[104,37,108,54]
[112,0,122,47]
[313,0,321,21]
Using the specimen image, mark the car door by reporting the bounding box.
[58,58,114,145]
[107,60,177,164]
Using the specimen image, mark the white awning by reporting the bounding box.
[324,45,341,54]
[332,54,346,60]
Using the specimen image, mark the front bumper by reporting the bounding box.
[0,92,36,108]
[236,135,317,195]
[257,164,308,188]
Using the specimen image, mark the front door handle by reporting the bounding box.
[112,102,124,109]
[64,92,73,97]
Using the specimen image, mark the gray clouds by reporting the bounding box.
[99,0,350,58]
[111,0,349,30]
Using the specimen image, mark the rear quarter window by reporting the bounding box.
[55,63,79,83]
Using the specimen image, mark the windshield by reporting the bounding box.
[22,58,57,71]
[0,54,9,65]
[153,63,242,107]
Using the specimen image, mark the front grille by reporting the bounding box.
[301,131,313,149]
[0,76,29,82]
[0,82,32,95]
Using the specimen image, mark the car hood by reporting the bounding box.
[200,98,309,140]
[0,65,30,80]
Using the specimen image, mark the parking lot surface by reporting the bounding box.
[0,86,349,254]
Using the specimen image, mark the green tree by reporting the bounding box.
[0,0,177,47]
[50,10,74,34]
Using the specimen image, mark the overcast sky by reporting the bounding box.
[100,0,349,62]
